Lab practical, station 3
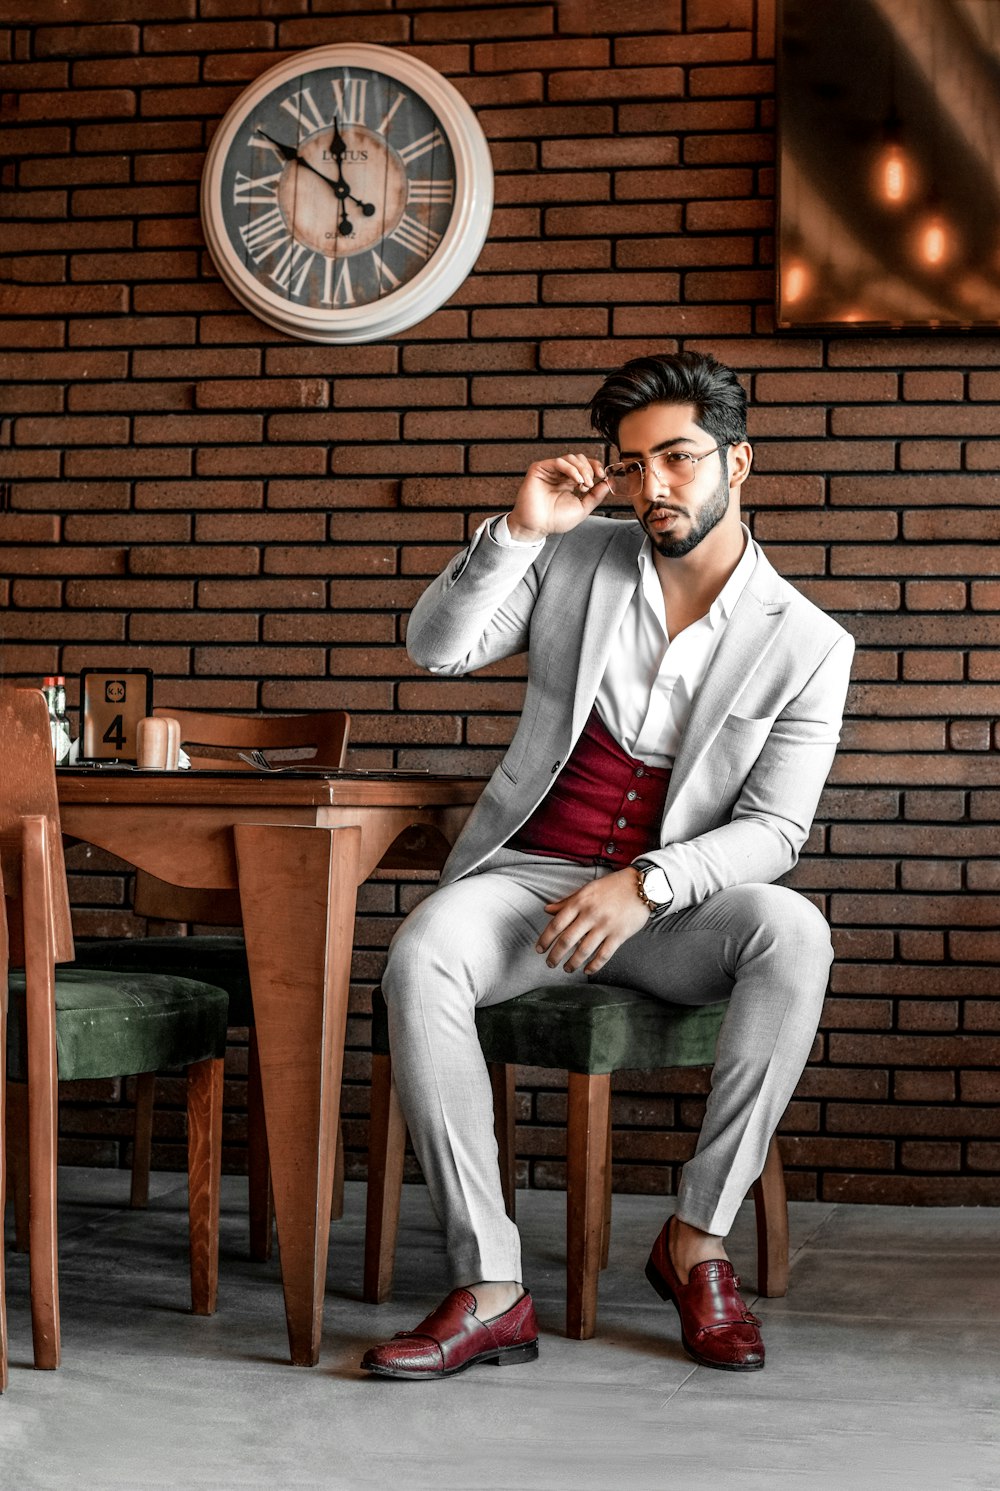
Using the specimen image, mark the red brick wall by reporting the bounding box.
[1,0,997,1206]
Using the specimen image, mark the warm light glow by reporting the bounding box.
[923,223,946,263]
[916,213,955,268]
[885,157,904,199]
[785,260,810,303]
[871,138,918,209]
[877,142,911,204]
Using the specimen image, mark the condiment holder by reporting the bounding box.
[136,716,181,771]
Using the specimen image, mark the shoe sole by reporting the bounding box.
[645,1257,764,1373]
[362,1340,539,1381]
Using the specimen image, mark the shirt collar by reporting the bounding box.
[637,523,756,628]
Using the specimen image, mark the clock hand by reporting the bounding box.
[325,118,377,225]
[253,128,375,219]
[329,117,347,166]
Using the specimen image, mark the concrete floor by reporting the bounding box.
[1,1173,997,1491]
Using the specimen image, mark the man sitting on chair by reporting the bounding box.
[362,351,854,1379]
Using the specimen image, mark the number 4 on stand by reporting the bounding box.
[80,669,154,761]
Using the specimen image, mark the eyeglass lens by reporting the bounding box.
[605,452,697,498]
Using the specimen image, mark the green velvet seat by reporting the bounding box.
[71,938,252,1027]
[364,981,789,1339]
[6,968,229,1083]
[370,983,726,1073]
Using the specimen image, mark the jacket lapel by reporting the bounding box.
[570,521,644,741]
[665,543,791,807]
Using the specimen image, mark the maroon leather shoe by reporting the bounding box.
[646,1218,765,1371]
[361,1288,539,1380]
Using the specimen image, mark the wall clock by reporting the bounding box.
[201,43,494,343]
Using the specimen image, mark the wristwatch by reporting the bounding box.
[635,864,673,916]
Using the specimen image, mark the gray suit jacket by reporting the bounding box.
[407,515,855,916]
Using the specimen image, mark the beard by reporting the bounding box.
[645,472,731,559]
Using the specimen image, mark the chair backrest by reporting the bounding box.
[0,687,73,964]
[135,709,350,926]
[152,708,350,772]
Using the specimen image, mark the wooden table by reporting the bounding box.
[56,768,484,1366]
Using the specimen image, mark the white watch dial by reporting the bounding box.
[641,867,673,907]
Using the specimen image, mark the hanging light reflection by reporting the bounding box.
[785,260,810,303]
[874,140,915,205]
[916,211,955,268]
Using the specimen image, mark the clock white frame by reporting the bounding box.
[201,43,494,343]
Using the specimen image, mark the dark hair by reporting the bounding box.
[587,350,748,449]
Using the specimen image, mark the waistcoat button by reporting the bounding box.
[616,816,627,829]
[605,842,617,855]
[626,790,638,801]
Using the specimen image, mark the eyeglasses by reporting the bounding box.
[603,445,722,500]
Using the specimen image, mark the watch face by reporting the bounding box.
[202,45,493,343]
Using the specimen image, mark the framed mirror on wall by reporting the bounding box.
[777,0,1000,329]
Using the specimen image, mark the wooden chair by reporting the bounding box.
[1,686,229,1379]
[68,708,351,1262]
[363,983,789,1340]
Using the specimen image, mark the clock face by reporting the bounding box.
[202,45,493,343]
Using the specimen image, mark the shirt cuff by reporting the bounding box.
[489,513,546,549]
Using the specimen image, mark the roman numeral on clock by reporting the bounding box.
[233,169,283,205]
[271,241,315,297]
[239,207,289,260]
[388,213,442,260]
[370,249,401,292]
[407,178,455,205]
[250,130,288,167]
[331,74,368,126]
[398,129,445,166]
[321,256,356,307]
[376,92,405,137]
[280,86,328,137]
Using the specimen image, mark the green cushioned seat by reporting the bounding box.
[7,968,229,1083]
[371,983,726,1074]
[72,936,253,1027]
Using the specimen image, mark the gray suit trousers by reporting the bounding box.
[382,849,834,1286]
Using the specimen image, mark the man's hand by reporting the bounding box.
[507,452,609,544]
[536,868,650,975]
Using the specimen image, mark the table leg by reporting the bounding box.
[234,822,362,1367]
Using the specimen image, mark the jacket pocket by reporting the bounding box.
[716,711,776,743]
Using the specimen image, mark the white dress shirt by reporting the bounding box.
[492,515,757,768]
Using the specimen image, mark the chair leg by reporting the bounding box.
[331,1125,346,1222]
[187,1056,224,1317]
[600,1109,612,1271]
[752,1133,789,1299]
[565,1071,611,1341]
[130,1072,155,1209]
[363,1053,405,1305]
[24,949,61,1369]
[246,1026,274,1262]
[489,1061,517,1222]
[7,1081,30,1253]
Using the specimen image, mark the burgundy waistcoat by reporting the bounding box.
[508,707,671,867]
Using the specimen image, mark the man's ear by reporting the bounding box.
[728,440,753,491]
